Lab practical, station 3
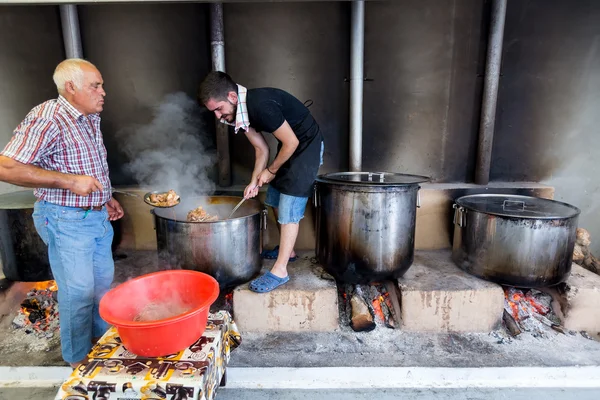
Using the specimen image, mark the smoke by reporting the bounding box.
[121,92,216,197]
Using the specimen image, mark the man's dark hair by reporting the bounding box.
[198,71,237,104]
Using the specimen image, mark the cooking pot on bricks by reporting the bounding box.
[452,194,580,288]
[0,190,52,282]
[315,172,429,284]
[152,196,266,288]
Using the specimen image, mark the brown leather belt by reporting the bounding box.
[81,205,104,211]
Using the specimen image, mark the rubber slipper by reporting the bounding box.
[260,246,298,262]
[249,272,290,293]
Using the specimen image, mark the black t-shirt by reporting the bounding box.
[246,88,323,197]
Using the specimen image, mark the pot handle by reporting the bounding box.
[261,208,268,231]
[453,204,466,227]
[313,183,319,207]
[367,172,385,182]
[503,200,525,211]
[417,191,421,208]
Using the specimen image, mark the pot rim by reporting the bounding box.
[0,189,37,209]
[316,171,429,186]
[455,194,581,220]
[151,195,263,223]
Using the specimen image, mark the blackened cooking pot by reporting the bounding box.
[315,172,429,284]
[153,196,266,288]
[0,190,52,282]
[452,194,580,288]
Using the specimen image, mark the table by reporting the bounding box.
[55,310,241,400]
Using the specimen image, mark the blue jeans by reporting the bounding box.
[32,201,114,363]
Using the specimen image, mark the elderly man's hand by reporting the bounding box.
[106,198,124,221]
[69,175,103,196]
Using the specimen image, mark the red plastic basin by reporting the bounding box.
[99,270,219,357]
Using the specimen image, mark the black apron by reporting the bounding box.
[270,113,323,198]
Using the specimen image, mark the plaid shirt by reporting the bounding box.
[221,84,250,134]
[1,96,111,207]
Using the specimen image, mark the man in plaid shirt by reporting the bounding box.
[0,59,124,367]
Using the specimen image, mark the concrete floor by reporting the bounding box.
[1,250,600,369]
[2,387,600,400]
[230,329,600,368]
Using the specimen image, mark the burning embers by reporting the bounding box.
[12,280,59,338]
[339,282,401,332]
[502,286,565,338]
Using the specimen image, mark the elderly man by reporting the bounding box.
[0,58,123,367]
[199,71,324,293]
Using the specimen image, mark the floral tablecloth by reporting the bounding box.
[55,311,241,400]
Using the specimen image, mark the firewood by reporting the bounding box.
[583,255,600,274]
[573,244,586,264]
[576,228,591,247]
[503,309,521,337]
[350,294,376,332]
[384,281,403,327]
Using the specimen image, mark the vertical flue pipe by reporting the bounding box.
[59,5,83,59]
[349,1,365,173]
[210,3,231,187]
[474,0,507,185]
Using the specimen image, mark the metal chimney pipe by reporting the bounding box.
[474,0,507,185]
[59,5,83,59]
[210,3,231,187]
[210,3,226,72]
[349,0,365,173]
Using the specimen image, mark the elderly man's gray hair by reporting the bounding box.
[52,58,97,94]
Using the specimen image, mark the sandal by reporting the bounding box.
[260,246,298,262]
[249,272,290,293]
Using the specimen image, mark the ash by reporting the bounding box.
[12,286,60,340]
[3,322,60,354]
[500,286,596,341]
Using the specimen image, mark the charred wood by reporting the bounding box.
[503,309,521,336]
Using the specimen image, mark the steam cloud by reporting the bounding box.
[121,92,216,197]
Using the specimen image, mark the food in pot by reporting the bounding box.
[133,301,191,322]
[149,190,180,207]
[187,206,219,222]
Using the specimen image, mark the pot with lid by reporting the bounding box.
[452,194,580,288]
[315,172,429,283]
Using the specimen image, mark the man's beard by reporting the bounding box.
[228,102,237,121]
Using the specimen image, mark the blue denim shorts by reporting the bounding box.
[264,141,324,224]
[265,188,309,224]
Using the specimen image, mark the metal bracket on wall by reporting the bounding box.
[344,77,373,82]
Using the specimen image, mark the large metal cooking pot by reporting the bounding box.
[153,196,266,288]
[0,190,52,282]
[452,194,580,288]
[315,172,429,284]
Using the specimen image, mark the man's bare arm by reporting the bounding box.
[0,155,103,196]
[268,120,299,173]
[244,127,270,182]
